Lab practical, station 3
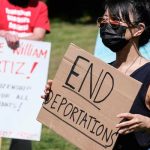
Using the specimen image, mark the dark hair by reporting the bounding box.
[105,0,150,47]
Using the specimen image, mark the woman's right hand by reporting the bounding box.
[41,79,53,101]
[116,113,150,134]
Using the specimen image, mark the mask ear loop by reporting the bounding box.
[127,23,143,58]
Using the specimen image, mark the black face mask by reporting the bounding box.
[100,23,129,52]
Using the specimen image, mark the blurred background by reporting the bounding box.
[2,0,105,150]
[47,0,105,23]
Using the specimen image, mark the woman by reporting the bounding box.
[97,0,150,149]
[42,0,150,149]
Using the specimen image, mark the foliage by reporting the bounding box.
[47,0,105,23]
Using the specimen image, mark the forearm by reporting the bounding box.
[22,34,45,41]
[22,28,46,41]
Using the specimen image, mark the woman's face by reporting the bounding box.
[102,9,142,40]
[99,8,145,52]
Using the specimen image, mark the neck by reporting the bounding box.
[114,40,140,68]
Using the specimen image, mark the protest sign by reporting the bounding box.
[37,43,141,150]
[0,37,51,141]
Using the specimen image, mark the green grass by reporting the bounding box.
[2,21,98,150]
[46,21,98,79]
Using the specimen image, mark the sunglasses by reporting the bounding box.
[97,17,124,29]
[97,17,139,29]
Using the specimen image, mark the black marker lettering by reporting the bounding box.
[94,72,114,103]
[90,119,100,134]
[79,112,88,128]
[65,56,89,90]
[102,128,113,142]
[78,63,104,100]
[50,94,61,109]
[87,115,96,130]
[64,103,73,116]
[69,106,79,122]
[76,109,85,124]
[96,124,104,136]
[57,97,67,112]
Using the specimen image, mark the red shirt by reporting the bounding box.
[0,0,50,37]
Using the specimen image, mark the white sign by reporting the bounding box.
[0,37,51,141]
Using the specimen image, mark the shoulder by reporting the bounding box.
[142,61,150,81]
[0,0,8,5]
[142,59,150,70]
[142,57,150,63]
[37,1,48,9]
[138,57,150,70]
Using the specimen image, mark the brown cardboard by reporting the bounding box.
[37,43,142,150]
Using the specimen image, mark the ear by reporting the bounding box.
[133,23,145,37]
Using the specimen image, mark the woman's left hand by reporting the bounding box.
[116,113,150,134]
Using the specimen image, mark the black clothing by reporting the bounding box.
[9,139,32,150]
[113,62,150,150]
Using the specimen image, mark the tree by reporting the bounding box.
[47,0,105,23]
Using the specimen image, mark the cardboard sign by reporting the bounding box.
[37,43,141,150]
[0,38,51,141]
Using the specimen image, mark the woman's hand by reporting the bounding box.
[41,80,53,101]
[116,113,150,134]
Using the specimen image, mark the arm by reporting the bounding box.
[23,2,50,41]
[22,27,46,41]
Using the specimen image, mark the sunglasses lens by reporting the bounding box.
[97,17,124,30]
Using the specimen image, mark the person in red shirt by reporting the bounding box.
[0,0,50,41]
[0,0,50,150]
